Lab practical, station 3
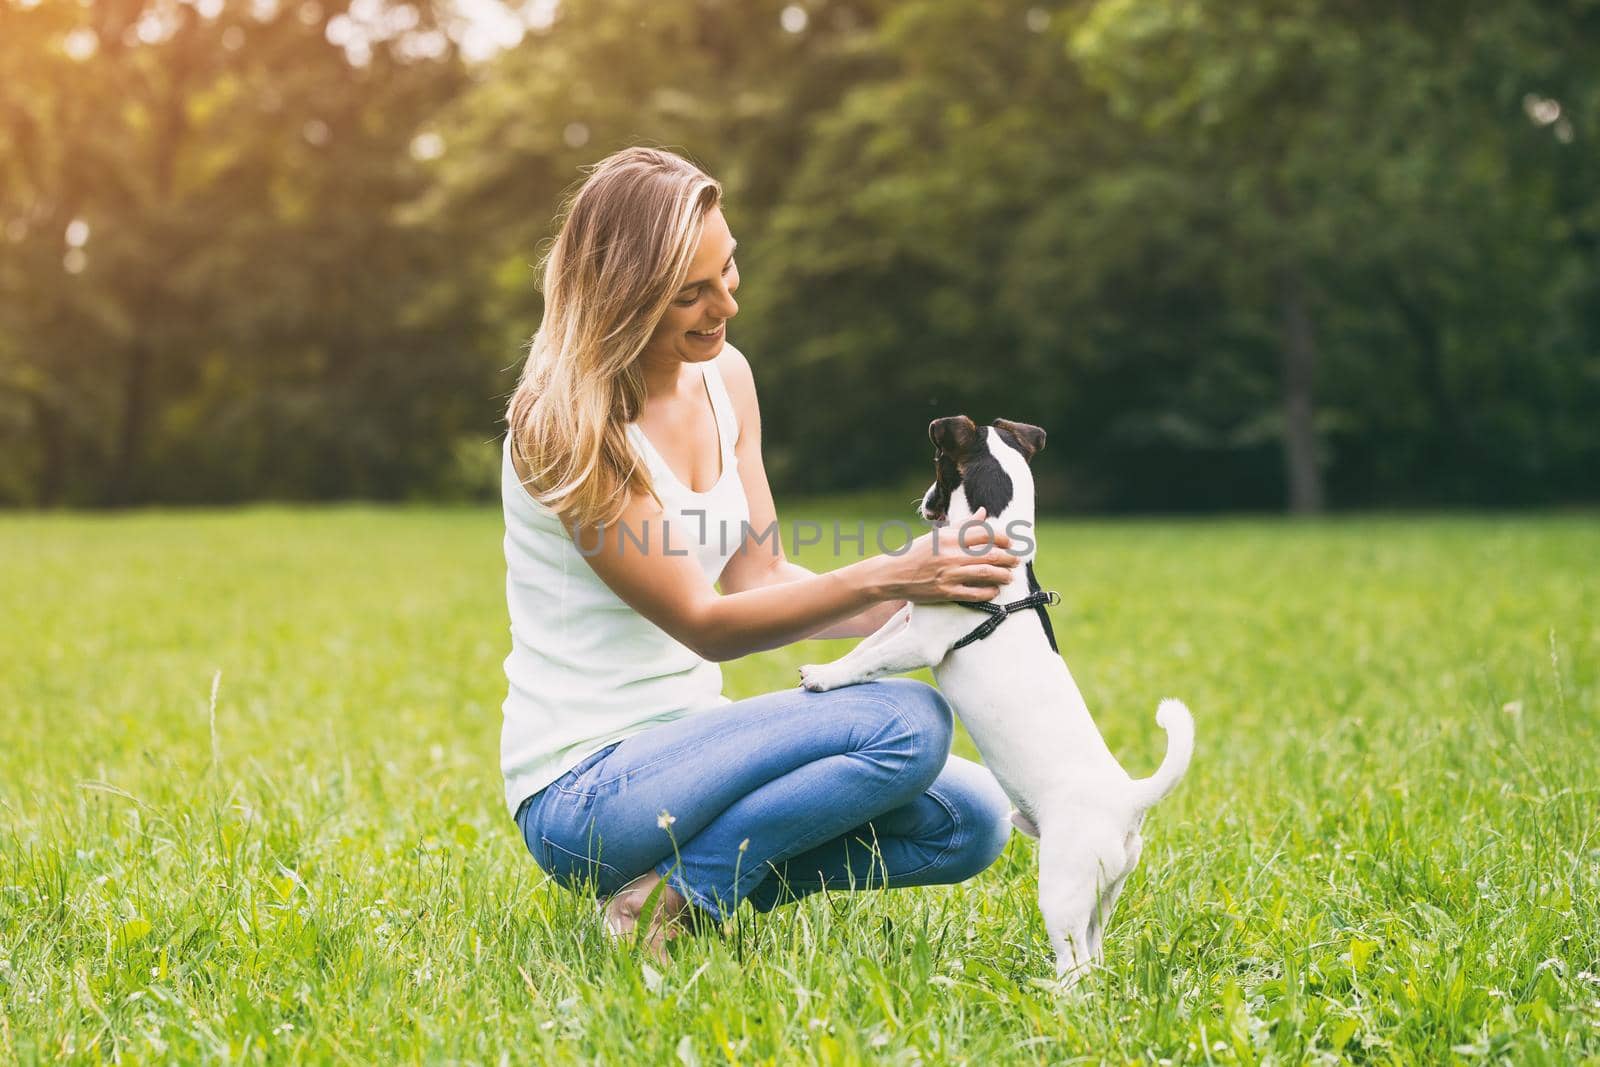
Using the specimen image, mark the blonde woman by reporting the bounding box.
[503,147,1018,955]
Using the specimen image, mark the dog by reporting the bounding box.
[798,415,1194,987]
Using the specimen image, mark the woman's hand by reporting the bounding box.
[875,507,1020,603]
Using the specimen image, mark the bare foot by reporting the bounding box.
[602,871,689,963]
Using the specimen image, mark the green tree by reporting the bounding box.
[0,0,475,505]
[416,0,901,396]
[1069,0,1600,510]
[5,0,1594,509]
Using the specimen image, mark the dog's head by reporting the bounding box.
[918,415,1046,526]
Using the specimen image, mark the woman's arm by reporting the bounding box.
[557,346,1016,662]
[713,346,906,639]
[738,559,906,639]
[573,488,1012,662]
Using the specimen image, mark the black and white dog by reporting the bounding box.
[799,416,1194,987]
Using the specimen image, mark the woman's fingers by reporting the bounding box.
[900,507,1023,603]
[957,549,1019,571]
[945,565,1018,597]
[965,564,1019,587]
[955,508,999,551]
[952,523,1016,558]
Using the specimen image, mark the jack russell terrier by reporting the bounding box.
[799,416,1194,987]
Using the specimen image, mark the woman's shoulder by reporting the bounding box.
[505,433,537,496]
[713,343,758,434]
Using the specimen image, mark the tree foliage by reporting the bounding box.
[2,0,1595,509]
[1,0,480,505]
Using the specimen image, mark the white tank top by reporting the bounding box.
[499,358,751,814]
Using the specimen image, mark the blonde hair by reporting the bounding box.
[506,147,722,527]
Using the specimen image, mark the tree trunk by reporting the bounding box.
[1278,265,1325,514]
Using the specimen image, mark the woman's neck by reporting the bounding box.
[638,353,698,405]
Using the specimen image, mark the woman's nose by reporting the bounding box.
[712,280,738,319]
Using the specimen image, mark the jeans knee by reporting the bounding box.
[963,803,1014,879]
[865,678,953,779]
[931,758,1013,881]
[941,792,1011,882]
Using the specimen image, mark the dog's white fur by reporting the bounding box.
[799,426,1194,987]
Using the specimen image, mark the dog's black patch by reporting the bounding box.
[925,449,960,521]
[929,417,1042,521]
[957,428,1014,518]
[991,425,1027,461]
[992,419,1046,461]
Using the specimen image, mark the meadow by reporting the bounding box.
[0,507,1596,1064]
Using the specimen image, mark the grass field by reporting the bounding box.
[1,507,1596,1064]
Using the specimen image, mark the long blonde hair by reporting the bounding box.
[506,147,722,527]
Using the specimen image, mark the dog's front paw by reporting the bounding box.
[798,664,846,692]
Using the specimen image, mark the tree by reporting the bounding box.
[1069,0,1600,510]
[0,0,476,505]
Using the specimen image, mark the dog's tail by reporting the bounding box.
[1128,698,1194,810]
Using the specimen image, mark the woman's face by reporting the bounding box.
[641,206,740,367]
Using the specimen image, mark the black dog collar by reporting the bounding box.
[952,561,1060,653]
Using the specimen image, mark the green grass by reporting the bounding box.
[1,507,1596,1064]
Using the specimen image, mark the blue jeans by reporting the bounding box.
[515,679,1012,920]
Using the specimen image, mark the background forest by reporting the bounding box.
[3,0,1597,512]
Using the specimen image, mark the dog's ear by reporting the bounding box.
[993,419,1046,461]
[929,415,978,456]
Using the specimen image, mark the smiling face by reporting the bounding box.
[640,205,740,367]
[919,416,1047,525]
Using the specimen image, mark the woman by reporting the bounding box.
[503,147,1019,956]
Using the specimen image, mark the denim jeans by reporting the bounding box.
[515,678,1012,920]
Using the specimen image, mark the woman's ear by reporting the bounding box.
[928,415,977,456]
[993,418,1046,461]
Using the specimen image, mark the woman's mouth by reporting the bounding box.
[688,324,724,344]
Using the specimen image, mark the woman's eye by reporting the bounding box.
[674,262,734,306]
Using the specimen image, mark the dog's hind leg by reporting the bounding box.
[1036,832,1111,990]
[1085,832,1142,963]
